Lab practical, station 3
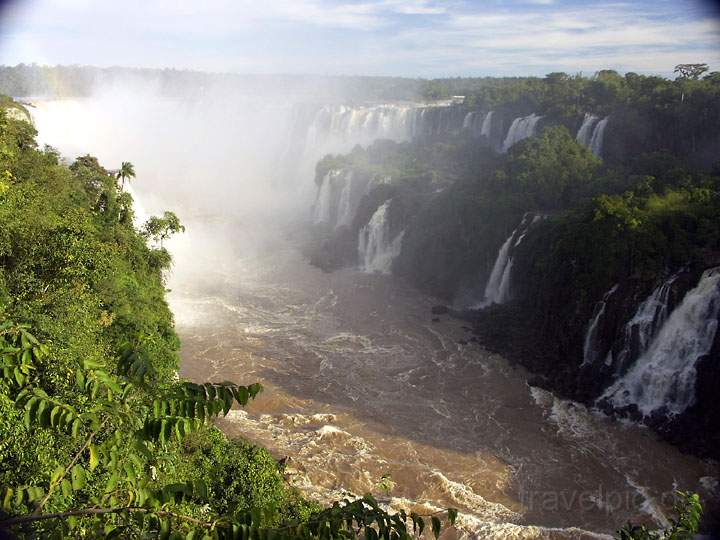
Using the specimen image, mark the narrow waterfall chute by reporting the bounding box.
[335,171,354,228]
[601,267,720,417]
[462,112,474,129]
[480,111,494,138]
[501,113,542,153]
[358,200,404,274]
[589,116,609,157]
[581,284,619,366]
[473,213,539,308]
[312,170,336,225]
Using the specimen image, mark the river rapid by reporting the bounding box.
[168,218,717,540]
[28,96,718,539]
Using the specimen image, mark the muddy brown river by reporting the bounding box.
[169,219,718,540]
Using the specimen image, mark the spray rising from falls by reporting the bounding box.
[602,267,720,417]
[501,114,542,153]
[581,284,619,366]
[358,200,404,274]
[474,213,541,308]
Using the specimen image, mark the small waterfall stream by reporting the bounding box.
[357,200,404,274]
[474,213,539,308]
[312,169,364,228]
[602,267,720,417]
[610,273,680,372]
[576,114,599,147]
[589,117,609,157]
[581,284,619,366]
[480,111,494,138]
[501,113,542,153]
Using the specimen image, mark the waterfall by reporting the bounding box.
[589,117,609,157]
[335,171,354,228]
[480,111,494,138]
[581,284,620,366]
[602,267,720,417]
[501,114,542,153]
[611,273,680,371]
[312,171,336,225]
[358,200,404,274]
[575,113,599,147]
[462,112,474,129]
[474,213,538,308]
[304,104,416,152]
[312,169,361,228]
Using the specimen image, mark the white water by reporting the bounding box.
[582,284,619,366]
[501,114,542,153]
[335,171,355,228]
[576,113,599,147]
[481,111,494,138]
[312,169,361,228]
[611,273,680,371]
[312,171,335,224]
[463,112,474,129]
[603,267,720,416]
[478,232,515,307]
[475,214,537,308]
[589,117,609,157]
[358,200,404,274]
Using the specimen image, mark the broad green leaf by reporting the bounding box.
[88,444,99,471]
[61,479,72,499]
[71,464,86,490]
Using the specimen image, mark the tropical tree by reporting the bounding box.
[673,63,709,80]
[142,211,185,248]
[116,161,135,190]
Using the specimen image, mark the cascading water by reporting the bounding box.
[462,112,474,129]
[576,113,599,147]
[474,213,539,308]
[581,284,619,366]
[335,172,355,228]
[501,113,542,153]
[610,273,680,372]
[480,111,494,138]
[601,267,720,417]
[312,170,336,225]
[357,200,404,274]
[589,117,609,157]
[312,169,362,228]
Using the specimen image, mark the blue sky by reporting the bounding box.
[0,0,718,77]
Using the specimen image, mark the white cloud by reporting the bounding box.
[0,0,718,76]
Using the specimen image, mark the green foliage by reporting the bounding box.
[143,211,185,247]
[617,492,702,540]
[116,161,136,190]
[501,125,600,209]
